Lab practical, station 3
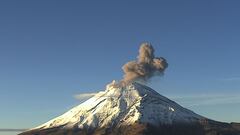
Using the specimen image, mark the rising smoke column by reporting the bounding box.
[121,42,168,85]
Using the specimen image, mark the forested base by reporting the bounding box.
[19,121,240,135]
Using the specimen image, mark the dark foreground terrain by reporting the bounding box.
[20,119,240,135]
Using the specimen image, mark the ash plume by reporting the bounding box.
[121,42,168,85]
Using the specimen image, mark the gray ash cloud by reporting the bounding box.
[121,42,168,85]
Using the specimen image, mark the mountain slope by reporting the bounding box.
[20,81,240,135]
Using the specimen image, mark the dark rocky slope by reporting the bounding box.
[20,119,240,135]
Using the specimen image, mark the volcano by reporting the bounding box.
[20,81,240,135]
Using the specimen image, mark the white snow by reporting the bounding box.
[32,80,204,130]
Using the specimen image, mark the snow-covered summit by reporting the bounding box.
[33,81,203,130]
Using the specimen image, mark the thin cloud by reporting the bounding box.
[170,94,240,107]
[219,77,240,82]
[74,91,120,101]
[74,92,97,101]
[0,128,27,132]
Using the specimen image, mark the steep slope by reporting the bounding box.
[20,81,240,135]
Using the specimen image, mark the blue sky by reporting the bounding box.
[0,0,240,130]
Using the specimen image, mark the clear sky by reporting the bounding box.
[0,0,240,131]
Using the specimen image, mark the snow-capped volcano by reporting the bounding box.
[19,43,240,135]
[21,81,240,135]
[32,81,202,129]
